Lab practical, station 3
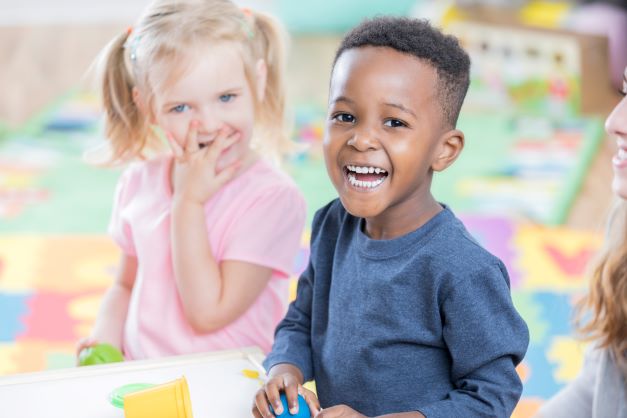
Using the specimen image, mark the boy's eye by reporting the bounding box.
[171,104,190,113]
[220,94,236,103]
[384,119,407,128]
[333,113,355,123]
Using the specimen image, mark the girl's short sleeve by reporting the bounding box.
[108,169,137,256]
[222,185,306,278]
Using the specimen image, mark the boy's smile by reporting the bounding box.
[344,164,388,190]
[324,46,463,239]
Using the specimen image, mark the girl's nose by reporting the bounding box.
[605,95,627,138]
[195,109,222,134]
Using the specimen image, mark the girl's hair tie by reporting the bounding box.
[240,7,255,39]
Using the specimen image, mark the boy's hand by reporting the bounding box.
[313,405,367,418]
[252,364,320,418]
[299,384,321,417]
[166,120,241,205]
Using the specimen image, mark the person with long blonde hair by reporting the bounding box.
[77,0,306,360]
[537,67,627,417]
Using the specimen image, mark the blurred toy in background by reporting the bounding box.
[432,112,604,225]
[565,0,627,92]
[288,104,325,163]
[447,20,582,117]
[42,91,101,133]
[411,0,619,116]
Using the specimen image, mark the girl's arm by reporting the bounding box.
[88,254,137,349]
[170,198,272,333]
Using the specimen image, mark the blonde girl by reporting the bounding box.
[78,0,306,360]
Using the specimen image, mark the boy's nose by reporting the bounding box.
[347,129,379,151]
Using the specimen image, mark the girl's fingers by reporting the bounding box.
[75,337,98,365]
[165,132,184,160]
[204,131,241,161]
[213,161,242,186]
[76,337,97,352]
[184,120,200,153]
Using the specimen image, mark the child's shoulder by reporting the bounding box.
[117,156,169,189]
[430,206,506,274]
[236,159,301,194]
[222,159,306,212]
[312,198,348,227]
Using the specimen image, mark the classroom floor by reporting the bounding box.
[0,15,621,418]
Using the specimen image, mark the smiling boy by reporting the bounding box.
[253,17,529,418]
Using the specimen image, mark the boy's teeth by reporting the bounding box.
[347,173,385,188]
[619,148,627,160]
[347,165,387,174]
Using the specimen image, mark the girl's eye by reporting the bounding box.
[171,104,190,113]
[220,94,235,103]
[384,119,407,128]
[333,113,355,123]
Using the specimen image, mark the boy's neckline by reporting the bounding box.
[361,198,444,240]
[355,204,452,259]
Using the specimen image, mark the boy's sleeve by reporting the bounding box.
[262,206,328,382]
[262,260,315,381]
[222,185,306,278]
[108,169,136,257]
[418,261,530,418]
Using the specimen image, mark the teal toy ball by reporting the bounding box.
[78,343,124,366]
[271,393,310,418]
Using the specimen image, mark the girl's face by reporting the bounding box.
[606,66,627,200]
[149,42,264,166]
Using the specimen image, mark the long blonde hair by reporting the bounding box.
[576,199,627,370]
[96,0,290,164]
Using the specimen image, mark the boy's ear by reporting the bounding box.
[255,59,267,101]
[432,129,464,172]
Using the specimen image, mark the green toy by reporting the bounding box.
[109,383,156,408]
[78,343,125,366]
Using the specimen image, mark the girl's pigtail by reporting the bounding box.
[250,11,294,162]
[99,30,149,164]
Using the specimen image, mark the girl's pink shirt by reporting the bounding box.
[108,156,306,359]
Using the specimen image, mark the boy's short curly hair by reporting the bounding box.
[333,17,470,128]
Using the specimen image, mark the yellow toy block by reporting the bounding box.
[124,376,193,418]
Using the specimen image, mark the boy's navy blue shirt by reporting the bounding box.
[264,199,529,417]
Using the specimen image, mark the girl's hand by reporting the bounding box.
[166,120,241,205]
[252,373,321,418]
[75,336,97,365]
[313,405,367,418]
